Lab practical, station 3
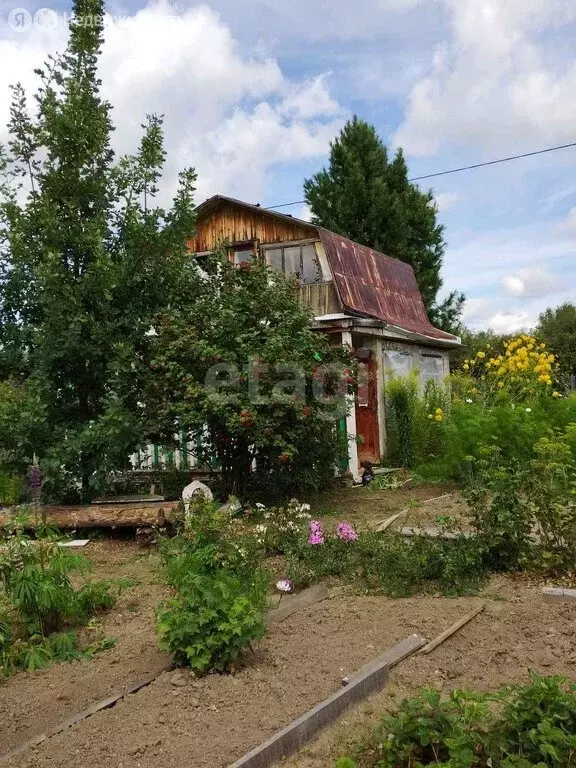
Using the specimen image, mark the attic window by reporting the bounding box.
[263,243,322,284]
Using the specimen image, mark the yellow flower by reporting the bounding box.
[552,391,562,398]
[435,408,443,415]
[497,381,504,388]
[427,413,434,419]
[434,414,443,422]
[463,364,469,371]
[477,351,486,359]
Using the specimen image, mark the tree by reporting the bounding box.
[303,116,464,331]
[144,253,351,500]
[537,303,576,383]
[0,0,199,500]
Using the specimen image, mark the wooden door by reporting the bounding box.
[355,355,381,465]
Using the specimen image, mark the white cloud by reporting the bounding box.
[462,299,535,333]
[488,311,534,334]
[501,266,559,298]
[560,207,576,231]
[394,0,576,156]
[434,191,461,210]
[0,3,344,204]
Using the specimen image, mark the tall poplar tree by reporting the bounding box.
[304,117,464,330]
[0,0,198,499]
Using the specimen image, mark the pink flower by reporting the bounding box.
[308,520,324,545]
[336,521,358,541]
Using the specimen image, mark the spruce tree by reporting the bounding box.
[304,117,463,329]
[0,0,198,500]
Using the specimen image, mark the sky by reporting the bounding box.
[0,0,575,332]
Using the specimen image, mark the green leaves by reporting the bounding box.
[338,674,576,767]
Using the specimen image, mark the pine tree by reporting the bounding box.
[0,0,198,500]
[303,117,464,329]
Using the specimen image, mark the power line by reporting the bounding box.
[266,140,576,210]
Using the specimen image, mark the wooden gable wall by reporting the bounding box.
[189,202,318,253]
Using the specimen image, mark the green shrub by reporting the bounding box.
[157,568,267,672]
[385,375,448,469]
[338,673,576,767]
[0,519,118,675]
[284,524,486,598]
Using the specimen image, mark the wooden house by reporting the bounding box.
[187,195,460,481]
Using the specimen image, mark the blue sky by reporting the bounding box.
[1,0,576,331]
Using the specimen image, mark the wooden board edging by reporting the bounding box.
[542,587,576,604]
[227,633,425,768]
[0,663,174,764]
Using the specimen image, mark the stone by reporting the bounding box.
[182,480,213,505]
[170,671,188,687]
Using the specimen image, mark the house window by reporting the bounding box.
[230,243,254,265]
[420,354,445,388]
[263,242,322,284]
[384,350,413,378]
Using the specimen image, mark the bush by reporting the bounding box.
[464,429,576,574]
[0,516,118,675]
[284,521,486,598]
[157,569,267,672]
[339,673,576,767]
[157,498,269,673]
[385,375,448,468]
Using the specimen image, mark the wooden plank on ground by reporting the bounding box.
[542,587,576,604]
[419,604,486,655]
[0,662,174,764]
[266,583,329,625]
[227,634,425,768]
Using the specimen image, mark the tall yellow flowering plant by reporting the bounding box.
[457,334,560,405]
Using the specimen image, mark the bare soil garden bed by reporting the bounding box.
[1,503,574,768]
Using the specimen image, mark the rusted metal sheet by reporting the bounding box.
[189,196,317,253]
[319,229,458,342]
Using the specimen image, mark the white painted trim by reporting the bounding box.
[342,330,361,481]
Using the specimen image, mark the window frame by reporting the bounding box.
[260,239,324,284]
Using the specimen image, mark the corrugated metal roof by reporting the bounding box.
[318,229,458,343]
[195,196,459,344]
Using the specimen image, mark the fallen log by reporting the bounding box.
[0,501,181,530]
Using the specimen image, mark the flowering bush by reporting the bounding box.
[248,498,312,553]
[459,334,559,404]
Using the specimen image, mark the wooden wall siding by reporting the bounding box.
[189,202,317,253]
[300,282,341,317]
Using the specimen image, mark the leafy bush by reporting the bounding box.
[157,498,269,673]
[464,429,576,574]
[157,569,267,672]
[284,522,486,598]
[385,375,448,468]
[339,673,576,767]
[0,517,118,675]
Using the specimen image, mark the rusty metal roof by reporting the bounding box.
[195,196,459,344]
[318,229,458,343]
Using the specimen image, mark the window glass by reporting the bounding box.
[231,247,253,265]
[420,355,444,388]
[283,246,301,276]
[384,351,413,378]
[266,248,283,273]
[300,244,322,284]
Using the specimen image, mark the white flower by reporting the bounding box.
[276,579,293,593]
[301,504,311,512]
[255,503,266,510]
[465,398,473,404]
[255,524,267,534]
[525,407,532,413]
